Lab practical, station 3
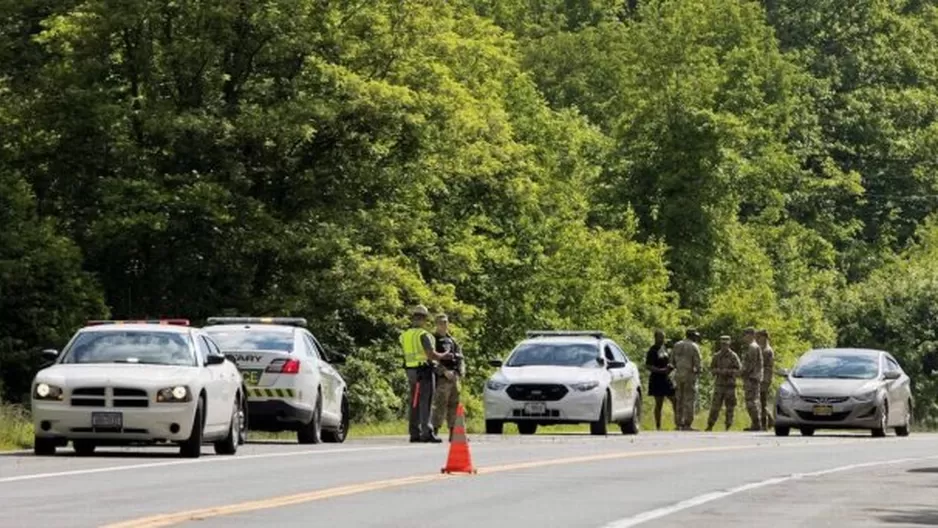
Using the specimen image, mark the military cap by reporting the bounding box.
[743,327,756,335]
[411,305,429,316]
[435,313,449,322]
[719,335,731,341]
[685,328,699,338]
[757,328,769,337]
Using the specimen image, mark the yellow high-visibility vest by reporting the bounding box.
[400,328,434,368]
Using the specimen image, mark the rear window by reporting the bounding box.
[204,328,294,352]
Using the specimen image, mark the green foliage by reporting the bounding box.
[0,403,33,450]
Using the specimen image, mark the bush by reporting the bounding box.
[0,402,32,450]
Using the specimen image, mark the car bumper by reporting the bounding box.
[32,401,197,442]
[247,399,313,430]
[483,388,604,423]
[775,398,882,429]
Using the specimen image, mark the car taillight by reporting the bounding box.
[266,358,301,374]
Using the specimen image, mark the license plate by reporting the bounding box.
[524,402,547,415]
[812,405,833,416]
[92,412,123,429]
[240,369,263,386]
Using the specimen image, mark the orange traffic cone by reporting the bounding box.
[441,403,476,474]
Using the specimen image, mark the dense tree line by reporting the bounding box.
[3,0,938,425]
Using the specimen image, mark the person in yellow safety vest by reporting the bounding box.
[400,305,454,443]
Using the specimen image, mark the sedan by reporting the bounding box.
[774,348,912,437]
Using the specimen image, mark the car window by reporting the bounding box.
[310,335,330,362]
[203,327,294,352]
[885,356,901,373]
[59,330,197,367]
[194,335,210,366]
[792,353,879,380]
[202,336,224,358]
[506,342,601,368]
[609,343,628,364]
[603,344,616,362]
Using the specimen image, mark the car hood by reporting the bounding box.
[786,377,880,397]
[36,364,200,388]
[494,366,605,385]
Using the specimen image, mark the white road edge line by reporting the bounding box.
[0,445,421,484]
[601,454,938,528]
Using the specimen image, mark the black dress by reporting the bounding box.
[645,344,675,397]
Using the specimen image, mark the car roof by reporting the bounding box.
[79,324,192,335]
[519,336,604,346]
[203,324,296,333]
[804,348,885,357]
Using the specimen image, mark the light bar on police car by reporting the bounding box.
[205,316,308,327]
[86,319,191,326]
[525,330,606,338]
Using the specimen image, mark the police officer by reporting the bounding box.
[707,336,741,431]
[757,329,775,431]
[431,313,464,440]
[740,327,764,431]
[670,329,702,431]
[400,305,453,443]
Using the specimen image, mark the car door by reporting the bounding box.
[609,342,637,418]
[310,334,343,419]
[194,335,225,427]
[603,342,629,419]
[205,335,236,410]
[294,332,321,412]
[884,354,910,424]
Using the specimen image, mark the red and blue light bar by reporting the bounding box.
[86,319,191,326]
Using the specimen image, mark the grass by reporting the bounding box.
[0,403,34,451]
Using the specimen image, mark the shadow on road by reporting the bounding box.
[907,467,938,474]
[873,508,938,525]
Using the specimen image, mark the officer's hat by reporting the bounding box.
[435,313,449,322]
[719,335,731,341]
[411,305,430,317]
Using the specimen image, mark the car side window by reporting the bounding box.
[301,333,320,363]
[611,343,629,364]
[310,335,330,362]
[193,334,209,366]
[204,336,224,358]
[886,356,901,373]
[603,344,616,362]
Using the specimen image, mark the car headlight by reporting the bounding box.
[486,380,508,391]
[572,381,600,392]
[156,386,191,403]
[853,390,877,403]
[33,383,64,401]
[777,384,794,400]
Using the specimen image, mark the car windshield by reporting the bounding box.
[60,331,196,366]
[203,328,293,352]
[506,343,601,368]
[792,353,880,380]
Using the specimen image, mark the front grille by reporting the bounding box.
[113,387,149,408]
[71,387,106,407]
[72,398,106,407]
[505,384,568,402]
[70,387,149,407]
[113,388,146,397]
[801,396,848,404]
[73,388,105,396]
[796,410,851,422]
[71,428,148,434]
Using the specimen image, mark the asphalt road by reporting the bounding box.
[1,431,937,528]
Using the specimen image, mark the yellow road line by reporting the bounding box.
[101,439,865,528]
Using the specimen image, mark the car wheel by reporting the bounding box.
[871,401,888,438]
[590,393,609,436]
[73,440,96,456]
[799,427,815,437]
[517,422,537,435]
[895,400,911,437]
[33,436,56,456]
[485,420,504,435]
[180,397,205,458]
[620,394,641,435]
[298,391,322,444]
[238,392,248,445]
[214,397,240,455]
[323,395,349,443]
[774,426,790,437]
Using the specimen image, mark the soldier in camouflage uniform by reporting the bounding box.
[707,335,741,431]
[670,329,702,431]
[757,329,775,431]
[740,327,763,431]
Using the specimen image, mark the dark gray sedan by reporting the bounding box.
[774,348,912,437]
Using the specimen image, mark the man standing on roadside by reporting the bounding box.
[741,327,764,431]
[707,336,741,431]
[757,329,775,431]
[671,329,702,430]
[431,313,464,440]
[400,305,453,443]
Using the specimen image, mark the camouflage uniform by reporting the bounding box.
[671,337,702,429]
[707,342,741,431]
[741,339,764,430]
[760,343,775,430]
[431,332,463,435]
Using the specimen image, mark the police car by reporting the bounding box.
[31,320,247,458]
[483,331,642,435]
[203,317,349,444]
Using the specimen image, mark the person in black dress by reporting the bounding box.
[645,329,676,430]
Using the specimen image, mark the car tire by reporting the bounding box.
[517,422,537,435]
[620,395,641,435]
[895,400,911,437]
[871,401,888,438]
[799,427,815,437]
[590,394,609,436]
[73,440,96,456]
[214,397,241,455]
[238,391,248,446]
[180,397,205,458]
[297,392,322,444]
[774,426,790,437]
[33,436,56,456]
[323,395,349,443]
[485,420,504,435]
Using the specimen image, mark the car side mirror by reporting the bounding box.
[488,359,503,368]
[775,368,790,377]
[607,360,626,369]
[41,349,59,361]
[883,370,901,380]
[206,354,226,366]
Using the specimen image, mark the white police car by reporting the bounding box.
[31,320,246,458]
[483,331,642,435]
[203,317,349,444]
